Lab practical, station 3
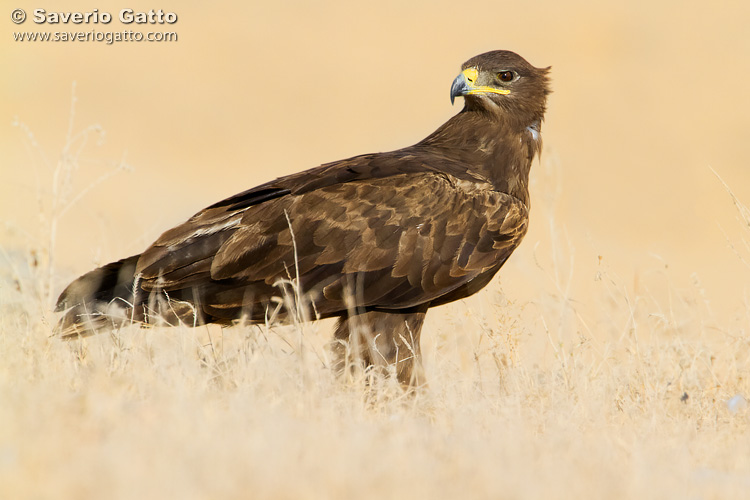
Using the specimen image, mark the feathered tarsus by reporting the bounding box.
[56,50,551,386]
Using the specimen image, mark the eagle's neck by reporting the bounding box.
[417,108,541,206]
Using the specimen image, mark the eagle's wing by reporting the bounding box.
[135,170,527,320]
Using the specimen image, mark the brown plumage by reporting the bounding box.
[55,50,551,386]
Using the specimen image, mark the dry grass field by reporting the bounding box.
[3,1,750,499]
[3,130,750,498]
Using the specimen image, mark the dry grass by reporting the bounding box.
[3,105,750,500]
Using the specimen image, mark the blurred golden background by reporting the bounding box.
[2,0,750,322]
[4,4,750,498]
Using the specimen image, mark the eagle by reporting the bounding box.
[55,50,551,386]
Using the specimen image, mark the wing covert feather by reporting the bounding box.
[207,172,528,309]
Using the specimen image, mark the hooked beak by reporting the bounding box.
[450,71,471,104]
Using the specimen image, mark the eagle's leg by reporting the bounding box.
[332,305,428,387]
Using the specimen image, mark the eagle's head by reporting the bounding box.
[450,50,551,127]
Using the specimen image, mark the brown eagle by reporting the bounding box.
[56,50,551,386]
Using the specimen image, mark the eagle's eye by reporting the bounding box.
[498,71,514,82]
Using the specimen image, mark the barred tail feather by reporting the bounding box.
[54,255,143,338]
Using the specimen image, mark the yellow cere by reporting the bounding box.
[462,67,511,96]
[461,67,479,83]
